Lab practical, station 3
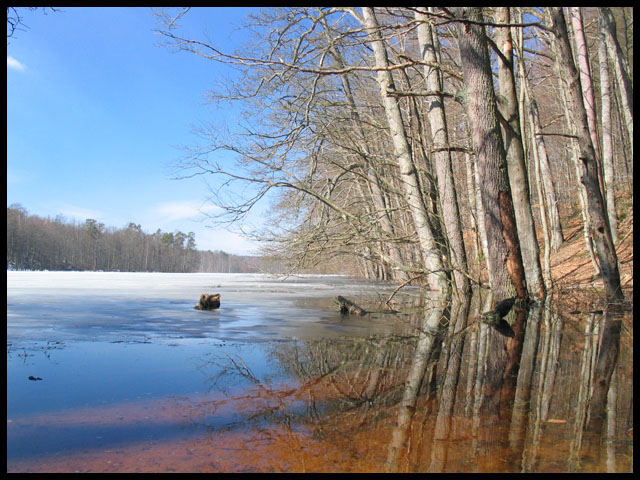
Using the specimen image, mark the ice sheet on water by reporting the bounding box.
[7,271,386,298]
[7,271,398,342]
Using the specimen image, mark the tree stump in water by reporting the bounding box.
[336,296,367,316]
[195,293,221,310]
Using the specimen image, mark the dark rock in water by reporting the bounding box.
[195,293,221,310]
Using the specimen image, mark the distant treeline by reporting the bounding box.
[7,204,265,273]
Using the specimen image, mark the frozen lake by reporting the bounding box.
[6,271,411,472]
[7,271,404,343]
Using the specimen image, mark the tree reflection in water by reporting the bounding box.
[178,291,632,473]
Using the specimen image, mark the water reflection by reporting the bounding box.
[7,287,632,472]
[162,293,632,472]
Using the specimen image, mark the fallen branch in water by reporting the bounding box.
[385,275,423,307]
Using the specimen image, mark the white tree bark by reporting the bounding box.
[569,8,602,171]
[361,7,447,294]
[599,7,633,158]
[495,6,545,298]
[414,7,469,295]
[549,7,623,301]
[598,11,619,243]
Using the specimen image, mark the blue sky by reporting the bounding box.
[7,7,261,255]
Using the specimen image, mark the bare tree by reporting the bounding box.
[151,7,631,304]
[319,16,408,281]
[520,79,564,253]
[598,7,633,158]
[360,7,448,294]
[548,7,622,302]
[540,13,602,277]
[493,7,544,299]
[414,7,470,296]
[7,7,59,41]
[568,8,602,170]
[157,8,434,279]
[598,12,618,244]
[453,7,527,301]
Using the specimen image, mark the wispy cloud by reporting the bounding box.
[142,201,257,253]
[7,56,25,71]
[151,201,220,223]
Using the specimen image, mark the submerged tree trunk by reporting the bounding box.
[586,314,623,443]
[385,295,449,472]
[549,7,623,302]
[454,7,527,301]
[494,7,544,299]
[361,7,447,295]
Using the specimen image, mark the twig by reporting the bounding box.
[385,275,423,306]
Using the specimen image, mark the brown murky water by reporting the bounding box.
[7,272,633,472]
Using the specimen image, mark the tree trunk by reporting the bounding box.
[525,94,565,251]
[549,33,602,276]
[494,7,544,299]
[528,107,553,291]
[598,12,619,243]
[454,7,526,301]
[549,7,623,302]
[599,7,633,158]
[473,153,490,275]
[414,7,470,296]
[464,152,480,265]
[568,8,603,179]
[509,11,559,252]
[361,7,447,295]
